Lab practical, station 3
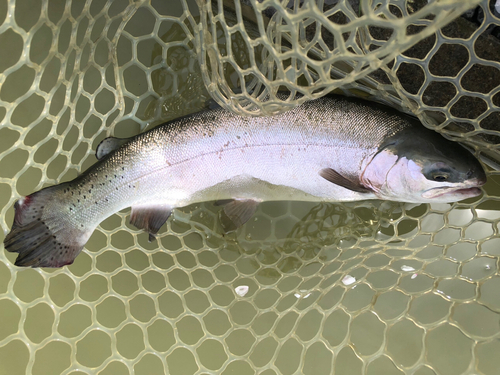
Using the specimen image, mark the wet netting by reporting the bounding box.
[1,0,500,374]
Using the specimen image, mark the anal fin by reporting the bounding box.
[130,204,172,242]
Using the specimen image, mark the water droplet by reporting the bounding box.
[401,265,415,272]
[342,275,356,285]
[235,285,249,297]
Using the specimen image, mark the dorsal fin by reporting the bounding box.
[319,168,372,194]
[96,136,131,160]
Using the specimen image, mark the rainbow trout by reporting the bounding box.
[5,96,486,267]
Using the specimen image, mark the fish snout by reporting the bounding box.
[466,165,487,186]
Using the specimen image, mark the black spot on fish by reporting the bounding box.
[83,196,86,199]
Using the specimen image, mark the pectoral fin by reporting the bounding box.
[130,204,172,242]
[96,136,132,160]
[216,199,259,230]
[320,168,371,193]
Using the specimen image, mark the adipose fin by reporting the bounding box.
[96,136,132,160]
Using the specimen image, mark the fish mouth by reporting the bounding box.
[422,186,483,200]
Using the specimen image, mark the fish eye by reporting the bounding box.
[423,162,454,183]
[433,174,448,182]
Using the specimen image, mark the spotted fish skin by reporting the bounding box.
[4,95,486,267]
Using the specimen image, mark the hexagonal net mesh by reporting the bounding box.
[1,0,500,374]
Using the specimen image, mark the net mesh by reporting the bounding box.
[1,0,500,374]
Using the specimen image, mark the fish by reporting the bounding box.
[4,95,486,268]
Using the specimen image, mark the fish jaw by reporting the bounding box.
[421,182,484,201]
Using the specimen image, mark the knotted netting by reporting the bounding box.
[1,0,500,374]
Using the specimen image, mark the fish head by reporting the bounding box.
[362,128,487,203]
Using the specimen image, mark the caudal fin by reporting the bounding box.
[4,186,89,268]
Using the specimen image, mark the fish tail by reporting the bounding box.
[4,185,90,268]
